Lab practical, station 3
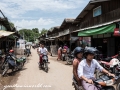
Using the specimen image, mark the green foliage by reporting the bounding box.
[32,28,39,33]
[19,28,48,42]
[9,22,14,28]
[19,28,40,42]
[40,28,48,36]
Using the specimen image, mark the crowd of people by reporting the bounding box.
[36,43,115,90]
[72,47,115,90]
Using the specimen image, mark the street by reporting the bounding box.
[3,48,74,90]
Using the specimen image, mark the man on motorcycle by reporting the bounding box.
[77,47,115,90]
[73,47,84,87]
[38,43,50,65]
[25,44,31,55]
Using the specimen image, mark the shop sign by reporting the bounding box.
[114,28,120,36]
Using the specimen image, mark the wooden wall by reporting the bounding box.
[79,0,120,29]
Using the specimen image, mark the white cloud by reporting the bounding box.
[13,18,55,30]
[0,0,89,30]
[0,0,89,18]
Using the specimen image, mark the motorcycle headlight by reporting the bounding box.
[105,80,114,86]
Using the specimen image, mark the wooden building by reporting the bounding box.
[73,0,120,57]
[0,11,20,53]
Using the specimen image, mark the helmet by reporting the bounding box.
[9,49,14,53]
[84,47,98,55]
[73,47,84,57]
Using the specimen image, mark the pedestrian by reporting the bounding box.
[57,45,62,60]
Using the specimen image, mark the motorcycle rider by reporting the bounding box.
[25,44,31,55]
[77,47,115,90]
[39,43,50,65]
[73,47,84,87]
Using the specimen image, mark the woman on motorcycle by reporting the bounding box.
[73,47,84,86]
[77,47,115,90]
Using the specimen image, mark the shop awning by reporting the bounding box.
[114,28,120,36]
[0,30,15,37]
[78,24,116,36]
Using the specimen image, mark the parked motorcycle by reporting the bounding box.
[66,52,74,65]
[1,53,26,76]
[39,53,49,73]
[72,73,120,90]
[99,57,120,74]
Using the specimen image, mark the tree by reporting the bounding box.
[32,28,39,33]
[19,28,40,42]
[9,22,14,28]
[40,28,48,35]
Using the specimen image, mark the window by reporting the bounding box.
[93,6,102,17]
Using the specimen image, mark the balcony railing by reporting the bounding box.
[80,8,120,29]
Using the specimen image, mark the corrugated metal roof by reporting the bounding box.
[60,18,75,28]
[0,30,15,37]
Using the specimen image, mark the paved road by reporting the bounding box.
[4,49,74,90]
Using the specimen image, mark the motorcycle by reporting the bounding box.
[66,52,74,65]
[93,73,120,90]
[72,73,120,90]
[1,53,26,76]
[24,48,30,57]
[39,53,49,73]
[91,48,120,74]
[98,57,120,74]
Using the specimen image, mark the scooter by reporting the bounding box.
[39,53,49,73]
[99,57,120,74]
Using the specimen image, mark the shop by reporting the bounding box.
[78,23,116,57]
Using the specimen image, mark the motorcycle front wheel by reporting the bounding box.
[2,63,9,76]
[44,62,48,72]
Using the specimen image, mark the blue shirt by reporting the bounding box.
[77,59,103,79]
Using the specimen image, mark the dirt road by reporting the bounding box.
[3,49,74,90]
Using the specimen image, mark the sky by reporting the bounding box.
[0,0,89,31]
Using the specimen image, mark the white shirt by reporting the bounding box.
[77,59,103,79]
[38,47,42,51]
[39,47,48,55]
